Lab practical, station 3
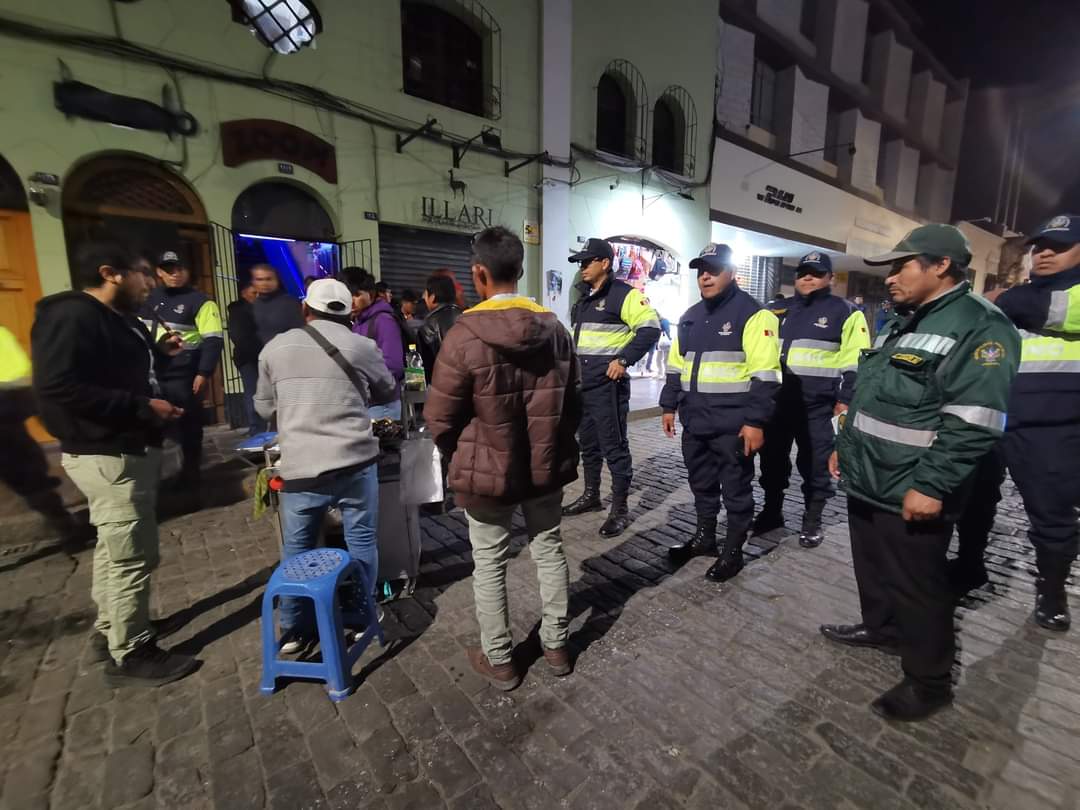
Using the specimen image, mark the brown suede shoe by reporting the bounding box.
[466,646,521,691]
[543,646,572,676]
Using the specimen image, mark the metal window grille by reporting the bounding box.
[653,85,698,176]
[597,59,648,161]
[228,0,322,55]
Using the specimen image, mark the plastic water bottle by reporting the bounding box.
[405,344,426,391]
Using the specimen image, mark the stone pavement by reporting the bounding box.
[0,420,1078,809]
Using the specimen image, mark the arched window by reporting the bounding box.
[232,181,335,241]
[402,1,501,118]
[653,86,698,176]
[597,74,629,157]
[652,97,682,173]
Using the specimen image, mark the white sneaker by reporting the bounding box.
[280,638,304,654]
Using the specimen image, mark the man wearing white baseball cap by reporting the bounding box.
[255,278,397,651]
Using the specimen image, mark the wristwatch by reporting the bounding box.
[616,356,629,368]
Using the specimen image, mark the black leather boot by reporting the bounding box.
[871,678,953,722]
[799,497,826,548]
[668,517,717,562]
[752,493,785,535]
[599,492,630,538]
[705,525,748,582]
[946,556,990,598]
[1034,552,1072,632]
[562,486,603,517]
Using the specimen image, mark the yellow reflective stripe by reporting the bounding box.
[743,309,782,382]
[696,361,750,382]
[621,287,661,331]
[941,404,1007,432]
[0,326,31,385]
[667,336,685,374]
[852,412,937,447]
[1018,329,1080,373]
[838,309,871,371]
[789,339,840,351]
[577,326,634,353]
[195,301,223,336]
[700,350,746,363]
[468,296,549,314]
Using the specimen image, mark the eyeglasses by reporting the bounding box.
[795,269,829,279]
[696,265,727,277]
[579,258,598,270]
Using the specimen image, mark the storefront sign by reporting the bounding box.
[757,184,802,214]
[523,220,540,245]
[421,197,494,231]
[221,119,338,183]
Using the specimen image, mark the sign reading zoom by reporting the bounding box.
[758,185,803,214]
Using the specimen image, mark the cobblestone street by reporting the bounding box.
[0,418,1078,809]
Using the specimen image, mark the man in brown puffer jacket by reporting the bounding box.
[425,226,582,691]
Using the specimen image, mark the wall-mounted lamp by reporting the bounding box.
[27,172,60,208]
[226,0,322,54]
[452,127,502,167]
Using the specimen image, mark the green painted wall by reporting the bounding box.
[0,0,542,296]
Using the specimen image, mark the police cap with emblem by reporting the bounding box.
[158,250,182,266]
[689,243,736,274]
[1026,214,1080,246]
[864,224,972,268]
[796,251,832,275]
[568,238,615,264]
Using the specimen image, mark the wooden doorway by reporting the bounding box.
[61,156,227,423]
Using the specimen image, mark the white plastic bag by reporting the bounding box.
[399,436,444,505]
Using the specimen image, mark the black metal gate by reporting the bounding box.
[209,221,246,428]
[338,239,375,273]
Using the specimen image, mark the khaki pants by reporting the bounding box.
[61,450,161,663]
[465,489,569,666]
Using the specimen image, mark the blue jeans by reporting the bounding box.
[278,462,379,635]
[239,362,266,435]
[368,399,402,421]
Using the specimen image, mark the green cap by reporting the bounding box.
[864,224,972,267]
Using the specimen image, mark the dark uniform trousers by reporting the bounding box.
[848,497,954,691]
[683,431,755,529]
[759,395,836,504]
[954,444,1007,564]
[1001,425,1080,561]
[159,373,204,476]
[579,378,632,495]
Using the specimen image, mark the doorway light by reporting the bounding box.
[238,233,296,242]
[227,0,322,54]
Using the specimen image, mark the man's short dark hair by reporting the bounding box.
[73,240,136,290]
[425,274,457,305]
[306,307,353,328]
[916,254,966,282]
[401,288,418,303]
[339,266,375,295]
[374,280,390,296]
[472,226,524,284]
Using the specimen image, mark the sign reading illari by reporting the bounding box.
[421,197,494,230]
[221,119,338,184]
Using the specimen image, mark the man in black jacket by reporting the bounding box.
[418,274,463,381]
[227,283,265,435]
[32,239,198,687]
[252,264,304,346]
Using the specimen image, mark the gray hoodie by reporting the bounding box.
[255,319,396,488]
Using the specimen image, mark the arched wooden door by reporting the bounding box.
[61,156,226,423]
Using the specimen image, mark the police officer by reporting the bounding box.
[562,238,661,537]
[821,224,1020,721]
[144,250,223,486]
[951,213,1080,630]
[661,244,782,581]
[755,252,870,547]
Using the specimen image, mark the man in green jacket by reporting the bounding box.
[820,224,1020,722]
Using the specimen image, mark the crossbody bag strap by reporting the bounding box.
[302,324,367,396]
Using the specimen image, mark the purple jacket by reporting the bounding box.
[353,299,404,396]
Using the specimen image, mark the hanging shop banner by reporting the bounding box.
[221,119,338,184]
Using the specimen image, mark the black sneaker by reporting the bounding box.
[88,632,111,664]
[103,641,199,688]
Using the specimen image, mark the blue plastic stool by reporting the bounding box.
[260,548,385,701]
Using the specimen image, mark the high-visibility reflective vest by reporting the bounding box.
[768,289,870,405]
[142,286,224,379]
[996,270,1080,427]
[660,284,781,435]
[0,327,31,389]
[571,277,660,388]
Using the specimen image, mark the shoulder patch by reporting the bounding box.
[973,341,1006,367]
[890,352,925,367]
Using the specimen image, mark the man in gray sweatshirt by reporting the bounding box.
[255,279,396,649]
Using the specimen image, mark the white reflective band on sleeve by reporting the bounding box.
[941,404,1007,431]
[201,331,223,339]
[751,369,782,382]
[852,412,938,447]
[636,318,661,331]
[1047,290,1069,329]
[789,339,841,351]
[895,333,957,355]
[697,380,752,393]
[1018,360,1080,373]
[873,332,889,348]
[787,365,842,378]
[577,346,622,356]
[582,323,631,334]
[700,350,747,363]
